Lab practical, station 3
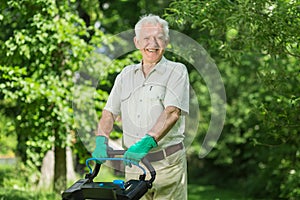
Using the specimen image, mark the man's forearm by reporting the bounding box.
[96,109,115,138]
[148,106,181,142]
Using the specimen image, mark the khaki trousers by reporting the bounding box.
[125,149,187,200]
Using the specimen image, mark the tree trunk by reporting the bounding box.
[38,149,54,189]
[39,147,76,191]
[54,145,66,194]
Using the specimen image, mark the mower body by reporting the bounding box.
[62,150,155,200]
[62,179,149,200]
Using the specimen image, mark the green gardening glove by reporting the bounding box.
[124,134,158,167]
[92,136,108,164]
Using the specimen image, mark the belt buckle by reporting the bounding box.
[162,148,167,159]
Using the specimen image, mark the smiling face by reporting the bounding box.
[134,23,168,66]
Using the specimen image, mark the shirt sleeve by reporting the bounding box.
[104,74,122,116]
[163,63,189,115]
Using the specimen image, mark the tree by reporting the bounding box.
[165,0,299,198]
[0,0,112,193]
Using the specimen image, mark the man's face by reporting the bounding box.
[134,23,168,65]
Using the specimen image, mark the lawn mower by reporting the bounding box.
[62,150,156,200]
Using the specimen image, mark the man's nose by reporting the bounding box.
[149,37,159,46]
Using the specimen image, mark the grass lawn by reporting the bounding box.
[188,183,250,200]
[0,188,60,200]
[0,163,251,200]
[0,185,251,200]
[0,184,249,200]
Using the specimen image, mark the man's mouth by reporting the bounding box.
[145,48,159,53]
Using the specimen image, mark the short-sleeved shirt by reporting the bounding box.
[104,57,189,151]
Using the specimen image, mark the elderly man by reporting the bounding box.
[92,14,189,200]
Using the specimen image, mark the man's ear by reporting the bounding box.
[134,36,140,49]
[164,38,169,48]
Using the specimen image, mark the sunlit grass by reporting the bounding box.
[0,163,252,200]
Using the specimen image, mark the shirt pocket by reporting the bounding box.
[121,89,132,102]
[148,85,165,103]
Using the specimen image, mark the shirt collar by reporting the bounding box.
[134,56,167,74]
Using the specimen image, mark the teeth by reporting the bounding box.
[147,49,156,52]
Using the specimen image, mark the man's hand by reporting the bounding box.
[92,136,108,164]
[124,134,157,167]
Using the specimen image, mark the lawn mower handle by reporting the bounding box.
[88,150,156,184]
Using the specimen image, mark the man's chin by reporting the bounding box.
[143,56,162,64]
[142,51,164,62]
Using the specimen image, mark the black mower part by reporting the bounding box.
[62,150,156,200]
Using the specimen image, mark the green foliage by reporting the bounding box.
[166,0,300,59]
[0,112,16,156]
[166,0,300,199]
[0,0,115,192]
[0,189,59,200]
[0,164,59,200]
[90,0,173,34]
[249,55,300,199]
[1,0,80,166]
[0,162,40,192]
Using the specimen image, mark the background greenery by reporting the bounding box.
[0,0,299,199]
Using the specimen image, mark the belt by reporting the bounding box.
[145,142,184,162]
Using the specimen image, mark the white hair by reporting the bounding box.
[134,14,169,41]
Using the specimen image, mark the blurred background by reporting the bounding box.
[0,0,299,199]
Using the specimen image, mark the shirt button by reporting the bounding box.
[139,99,142,102]
[137,114,140,118]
